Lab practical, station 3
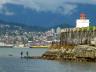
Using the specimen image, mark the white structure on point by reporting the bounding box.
[76,13,89,28]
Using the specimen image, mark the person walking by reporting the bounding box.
[26,51,29,57]
[20,51,23,58]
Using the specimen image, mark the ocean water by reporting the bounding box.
[0,48,95,72]
[0,48,47,57]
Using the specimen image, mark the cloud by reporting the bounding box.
[0,0,95,15]
[58,4,77,15]
[0,10,14,16]
[4,11,14,15]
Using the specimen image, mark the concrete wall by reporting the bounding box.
[60,28,96,46]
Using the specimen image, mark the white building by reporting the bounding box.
[76,13,89,28]
[51,28,55,33]
[56,27,61,34]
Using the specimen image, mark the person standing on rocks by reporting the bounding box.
[20,51,23,58]
[26,51,29,57]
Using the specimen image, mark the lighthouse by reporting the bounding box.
[76,13,89,28]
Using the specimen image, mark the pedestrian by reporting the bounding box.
[26,51,29,57]
[20,51,23,58]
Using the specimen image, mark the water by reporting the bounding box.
[0,48,47,57]
[0,48,96,72]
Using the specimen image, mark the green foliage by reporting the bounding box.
[78,26,96,31]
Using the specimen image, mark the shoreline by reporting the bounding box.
[18,45,96,62]
[41,45,96,62]
[22,55,96,63]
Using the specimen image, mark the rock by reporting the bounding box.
[42,45,96,62]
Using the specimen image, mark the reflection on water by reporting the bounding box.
[0,48,95,72]
[0,58,96,72]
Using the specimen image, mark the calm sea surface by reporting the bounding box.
[0,48,96,72]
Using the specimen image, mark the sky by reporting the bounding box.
[0,0,95,27]
[0,0,95,15]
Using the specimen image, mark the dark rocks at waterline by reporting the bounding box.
[42,45,96,62]
[42,50,76,61]
[42,51,96,62]
[42,51,59,60]
[20,45,96,62]
[22,56,42,59]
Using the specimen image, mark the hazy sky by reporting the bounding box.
[0,0,96,15]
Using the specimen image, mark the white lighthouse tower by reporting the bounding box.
[76,13,89,28]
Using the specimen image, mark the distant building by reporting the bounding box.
[56,27,61,34]
[76,13,89,28]
[51,28,55,34]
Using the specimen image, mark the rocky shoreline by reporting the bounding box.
[42,45,96,62]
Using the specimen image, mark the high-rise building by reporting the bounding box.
[76,13,89,28]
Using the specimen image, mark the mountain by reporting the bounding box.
[0,20,48,32]
[0,19,72,32]
[0,3,96,29]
